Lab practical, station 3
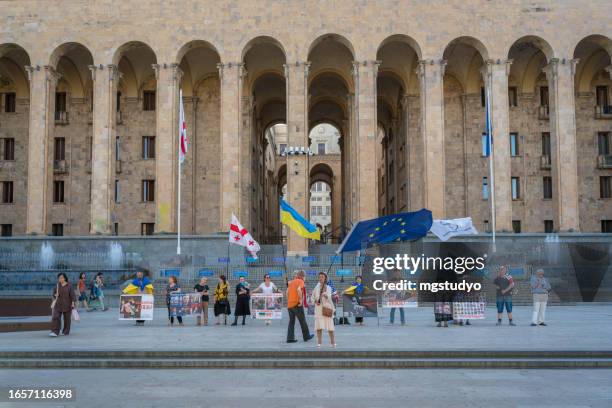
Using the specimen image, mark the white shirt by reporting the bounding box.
[258,282,277,295]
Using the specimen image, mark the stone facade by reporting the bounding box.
[0,1,611,252]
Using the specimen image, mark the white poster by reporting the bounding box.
[119,294,154,321]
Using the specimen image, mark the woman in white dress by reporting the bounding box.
[312,272,336,348]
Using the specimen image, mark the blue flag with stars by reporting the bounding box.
[336,209,433,253]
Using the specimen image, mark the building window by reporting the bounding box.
[508,87,518,107]
[542,132,551,157]
[510,133,519,156]
[1,224,12,236]
[601,176,612,199]
[1,181,14,204]
[2,138,15,161]
[480,86,485,107]
[598,132,610,155]
[142,180,155,202]
[51,223,64,236]
[4,92,16,113]
[143,91,155,111]
[482,177,489,200]
[142,136,156,159]
[141,223,154,235]
[512,220,521,233]
[54,137,65,161]
[481,133,488,156]
[483,220,490,233]
[115,136,121,161]
[544,220,554,233]
[543,176,553,199]
[279,144,286,155]
[602,220,612,233]
[539,86,549,107]
[511,177,520,200]
[116,91,121,112]
[113,222,119,236]
[317,143,326,155]
[53,180,64,203]
[55,92,67,113]
[114,180,120,203]
[596,86,609,108]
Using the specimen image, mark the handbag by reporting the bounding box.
[50,283,59,310]
[320,284,334,318]
[71,308,80,322]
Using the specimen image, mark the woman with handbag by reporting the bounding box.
[49,272,76,337]
[213,275,231,325]
[312,272,336,348]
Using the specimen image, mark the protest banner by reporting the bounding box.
[342,293,378,317]
[169,292,202,317]
[452,292,486,320]
[251,293,283,319]
[119,294,154,321]
[381,289,418,308]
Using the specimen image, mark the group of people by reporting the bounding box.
[47,266,553,340]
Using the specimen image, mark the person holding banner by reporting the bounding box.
[123,271,154,326]
[388,270,406,325]
[194,277,210,326]
[312,272,336,348]
[252,274,279,326]
[232,276,251,326]
[165,276,183,326]
[214,275,230,325]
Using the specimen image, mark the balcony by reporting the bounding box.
[594,105,612,119]
[54,111,69,125]
[540,155,551,170]
[538,105,549,120]
[116,159,122,174]
[597,154,612,169]
[53,159,67,174]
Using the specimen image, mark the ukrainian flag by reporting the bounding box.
[280,199,321,240]
[123,277,154,294]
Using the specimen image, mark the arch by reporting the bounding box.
[508,37,552,94]
[573,35,612,93]
[507,35,554,63]
[0,43,31,98]
[48,42,94,69]
[175,39,220,64]
[241,35,287,61]
[112,41,157,66]
[443,36,490,62]
[443,38,487,93]
[377,34,422,60]
[47,43,94,99]
[308,33,355,59]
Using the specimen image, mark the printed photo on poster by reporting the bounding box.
[251,293,283,319]
[119,294,154,321]
[342,293,378,317]
[453,292,486,320]
[169,293,202,317]
[382,289,418,308]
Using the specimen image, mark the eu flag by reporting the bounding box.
[336,209,433,253]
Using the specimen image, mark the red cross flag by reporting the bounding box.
[229,214,261,259]
[178,89,188,164]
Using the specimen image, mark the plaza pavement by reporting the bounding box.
[1,304,611,352]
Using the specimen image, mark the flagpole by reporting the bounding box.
[486,85,496,252]
[177,89,183,255]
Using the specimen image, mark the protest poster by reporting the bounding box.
[342,293,378,317]
[251,293,283,319]
[382,289,418,308]
[119,294,154,321]
[452,292,486,320]
[169,292,203,317]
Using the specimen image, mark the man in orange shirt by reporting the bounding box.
[286,270,314,343]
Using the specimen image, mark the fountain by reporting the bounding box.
[109,242,124,270]
[40,242,55,270]
[544,234,561,265]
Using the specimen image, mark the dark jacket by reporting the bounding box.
[53,283,76,312]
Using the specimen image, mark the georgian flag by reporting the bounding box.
[229,214,261,258]
[179,89,188,164]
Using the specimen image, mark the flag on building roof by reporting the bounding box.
[336,209,432,253]
[229,214,261,258]
[280,199,321,241]
[179,89,188,164]
[430,217,478,241]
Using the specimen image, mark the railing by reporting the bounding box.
[540,155,551,170]
[54,111,69,125]
[595,105,612,119]
[538,105,549,120]
[597,154,612,169]
[53,159,67,174]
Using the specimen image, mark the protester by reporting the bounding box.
[214,275,230,325]
[352,275,366,326]
[123,270,154,326]
[76,272,90,311]
[313,272,336,348]
[165,276,183,326]
[49,272,76,337]
[531,268,552,326]
[434,269,454,327]
[232,276,251,326]
[388,270,406,325]
[286,270,314,343]
[493,266,515,326]
[194,277,210,326]
[252,274,279,325]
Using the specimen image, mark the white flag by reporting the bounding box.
[178,90,188,164]
[229,214,261,258]
[430,217,478,241]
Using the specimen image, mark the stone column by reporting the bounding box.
[401,94,412,211]
[353,60,379,220]
[417,59,446,218]
[218,62,243,232]
[89,64,117,234]
[345,93,355,224]
[153,63,181,233]
[482,59,513,231]
[544,58,580,232]
[25,65,58,234]
[284,61,310,255]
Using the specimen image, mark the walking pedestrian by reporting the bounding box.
[286,270,314,343]
[49,272,76,337]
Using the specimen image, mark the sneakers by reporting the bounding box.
[48,332,58,337]
[509,321,516,326]
[496,321,502,326]
[531,323,538,326]
[305,334,315,342]
[286,339,298,343]
[539,322,547,326]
